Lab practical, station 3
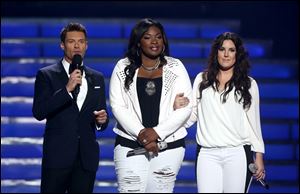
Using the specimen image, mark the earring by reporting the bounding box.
[136,49,140,57]
[161,45,165,54]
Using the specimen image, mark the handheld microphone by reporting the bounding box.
[70,54,83,99]
[248,163,270,189]
[126,141,168,157]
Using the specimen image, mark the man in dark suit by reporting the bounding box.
[32,22,109,193]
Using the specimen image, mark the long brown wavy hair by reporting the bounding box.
[199,32,252,109]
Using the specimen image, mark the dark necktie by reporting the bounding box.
[69,64,75,74]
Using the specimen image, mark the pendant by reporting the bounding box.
[145,81,156,96]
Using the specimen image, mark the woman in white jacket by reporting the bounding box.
[109,18,192,193]
[176,32,266,193]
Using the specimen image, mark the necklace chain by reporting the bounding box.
[141,58,160,71]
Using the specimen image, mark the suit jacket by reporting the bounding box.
[32,60,108,171]
[109,56,192,143]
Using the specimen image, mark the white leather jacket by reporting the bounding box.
[109,56,192,143]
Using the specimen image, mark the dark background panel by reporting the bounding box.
[1,1,299,59]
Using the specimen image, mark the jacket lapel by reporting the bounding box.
[56,61,69,86]
[56,61,80,112]
[117,69,142,120]
[160,65,178,105]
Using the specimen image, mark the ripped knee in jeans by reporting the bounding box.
[152,166,176,191]
[118,171,144,193]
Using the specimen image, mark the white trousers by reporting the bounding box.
[196,145,253,193]
[114,144,185,193]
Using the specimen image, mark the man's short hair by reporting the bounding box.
[60,22,87,42]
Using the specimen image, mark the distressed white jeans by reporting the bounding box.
[114,144,185,193]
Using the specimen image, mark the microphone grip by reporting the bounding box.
[73,66,82,97]
[258,179,269,189]
[126,141,168,157]
[248,163,269,189]
[75,66,82,96]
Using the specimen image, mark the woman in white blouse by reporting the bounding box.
[176,32,266,193]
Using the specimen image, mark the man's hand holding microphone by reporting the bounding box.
[66,69,82,94]
[66,54,83,99]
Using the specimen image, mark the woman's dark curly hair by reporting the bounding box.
[199,32,252,109]
[124,18,170,90]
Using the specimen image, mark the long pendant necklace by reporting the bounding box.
[145,80,156,96]
[141,58,160,71]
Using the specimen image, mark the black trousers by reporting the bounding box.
[41,148,96,193]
